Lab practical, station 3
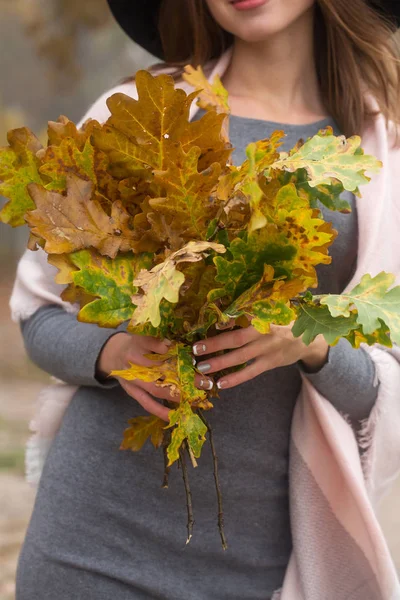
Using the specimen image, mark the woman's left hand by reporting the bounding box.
[193,323,329,391]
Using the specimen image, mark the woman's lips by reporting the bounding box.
[230,0,269,11]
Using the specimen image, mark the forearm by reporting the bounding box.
[297,338,379,426]
[21,305,124,387]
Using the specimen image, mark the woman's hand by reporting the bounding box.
[193,323,329,390]
[97,333,213,420]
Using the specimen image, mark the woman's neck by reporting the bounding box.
[221,7,328,124]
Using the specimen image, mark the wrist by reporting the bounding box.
[96,332,129,380]
[300,337,330,373]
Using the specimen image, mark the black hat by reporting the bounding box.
[107,0,400,59]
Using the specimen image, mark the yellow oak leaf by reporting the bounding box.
[46,115,100,150]
[183,64,230,143]
[120,415,165,451]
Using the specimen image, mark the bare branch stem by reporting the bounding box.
[179,442,195,544]
[198,410,227,550]
[161,428,171,489]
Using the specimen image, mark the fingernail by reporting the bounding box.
[163,338,172,346]
[193,343,206,356]
[192,357,196,366]
[197,362,211,373]
[217,380,228,389]
[200,378,213,390]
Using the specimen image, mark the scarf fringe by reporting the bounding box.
[25,378,77,486]
[25,434,53,486]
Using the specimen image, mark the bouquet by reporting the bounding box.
[1,66,399,548]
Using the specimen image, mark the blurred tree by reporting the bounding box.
[10,0,114,88]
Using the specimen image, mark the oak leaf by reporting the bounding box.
[120,415,165,452]
[113,343,210,408]
[320,272,400,345]
[0,128,43,226]
[166,401,208,467]
[183,64,230,143]
[46,115,99,149]
[292,302,358,345]
[183,65,230,115]
[26,174,136,258]
[131,241,226,328]
[60,249,152,327]
[270,127,382,193]
[223,266,306,332]
[149,145,222,246]
[39,137,96,193]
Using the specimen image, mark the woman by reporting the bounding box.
[13,1,400,599]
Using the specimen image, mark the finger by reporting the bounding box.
[119,380,170,421]
[194,373,214,391]
[134,379,181,403]
[192,326,261,357]
[195,339,266,375]
[215,356,273,390]
[135,375,214,395]
[141,336,172,355]
[124,352,164,369]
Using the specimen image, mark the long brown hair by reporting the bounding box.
[148,0,400,140]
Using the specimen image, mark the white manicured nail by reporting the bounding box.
[198,363,211,373]
[193,344,206,356]
[217,380,228,389]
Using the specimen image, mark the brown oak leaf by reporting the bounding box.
[26,174,136,258]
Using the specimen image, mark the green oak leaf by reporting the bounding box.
[166,401,207,466]
[292,302,358,345]
[344,319,392,348]
[287,169,352,212]
[209,229,297,304]
[0,128,43,226]
[221,265,305,331]
[64,249,152,328]
[269,127,382,193]
[319,272,400,345]
[129,300,184,340]
[251,300,296,333]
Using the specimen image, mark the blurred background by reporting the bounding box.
[0,0,153,597]
[0,1,399,599]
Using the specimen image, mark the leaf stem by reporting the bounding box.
[179,442,195,544]
[187,444,198,468]
[198,410,228,550]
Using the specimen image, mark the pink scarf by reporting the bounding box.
[10,49,400,599]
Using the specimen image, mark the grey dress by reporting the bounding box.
[15,115,378,600]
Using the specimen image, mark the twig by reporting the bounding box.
[179,442,195,544]
[161,429,171,489]
[199,410,228,550]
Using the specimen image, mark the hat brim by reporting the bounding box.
[107,0,399,60]
[107,0,164,58]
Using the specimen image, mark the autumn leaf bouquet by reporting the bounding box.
[1,66,399,546]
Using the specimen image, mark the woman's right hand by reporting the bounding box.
[97,333,213,420]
